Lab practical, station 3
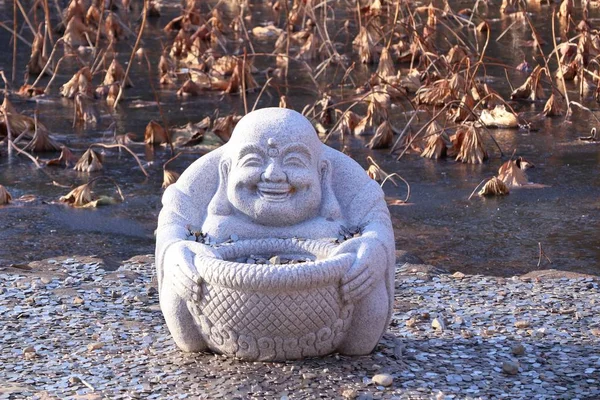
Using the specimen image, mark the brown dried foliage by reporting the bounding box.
[74,149,104,172]
[0,185,11,205]
[479,177,509,196]
[498,160,528,188]
[367,120,393,149]
[145,121,169,145]
[454,125,488,164]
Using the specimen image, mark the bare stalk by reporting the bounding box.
[113,0,148,109]
[90,144,149,177]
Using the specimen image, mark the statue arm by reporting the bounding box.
[156,184,220,297]
[334,178,395,302]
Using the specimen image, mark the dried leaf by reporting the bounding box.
[479,177,510,196]
[543,93,563,117]
[498,160,528,188]
[74,149,104,172]
[60,67,93,99]
[177,79,206,96]
[103,59,132,87]
[23,124,61,152]
[47,146,79,168]
[105,11,124,41]
[454,125,488,164]
[211,115,238,143]
[376,47,395,79]
[211,55,238,76]
[63,16,92,47]
[162,170,180,189]
[27,25,48,76]
[510,65,546,101]
[74,94,98,125]
[416,78,455,106]
[60,180,123,208]
[367,120,393,149]
[17,84,45,97]
[445,45,468,65]
[449,92,476,122]
[144,121,169,145]
[279,95,290,109]
[332,110,361,138]
[60,183,93,206]
[0,185,12,205]
[421,122,451,159]
[480,105,519,128]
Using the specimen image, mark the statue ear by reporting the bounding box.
[319,159,342,220]
[208,158,233,216]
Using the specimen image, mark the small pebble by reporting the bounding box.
[372,374,393,387]
[502,361,520,375]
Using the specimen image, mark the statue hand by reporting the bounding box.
[165,241,222,301]
[332,236,386,303]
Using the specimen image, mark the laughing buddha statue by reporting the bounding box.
[156,108,395,361]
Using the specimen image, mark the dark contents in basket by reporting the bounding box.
[233,255,313,265]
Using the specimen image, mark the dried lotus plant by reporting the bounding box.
[480,105,519,128]
[331,109,361,139]
[543,93,564,117]
[0,112,37,140]
[211,115,238,143]
[162,169,180,189]
[421,121,451,159]
[225,58,258,94]
[498,160,528,188]
[105,11,124,42]
[60,177,124,208]
[353,25,380,64]
[103,59,132,87]
[144,121,169,145]
[279,95,290,109]
[367,120,394,149]
[60,67,93,98]
[478,177,509,197]
[176,79,206,96]
[63,16,92,47]
[0,184,12,205]
[375,47,395,79]
[27,24,49,77]
[73,94,98,126]
[416,78,455,106]
[510,65,546,101]
[177,116,211,147]
[454,125,488,164]
[47,146,79,168]
[23,114,61,152]
[449,92,476,123]
[162,152,183,189]
[74,148,104,172]
[211,55,238,76]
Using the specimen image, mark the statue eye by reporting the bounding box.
[283,155,308,168]
[239,155,264,167]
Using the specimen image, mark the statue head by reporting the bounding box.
[209,108,341,226]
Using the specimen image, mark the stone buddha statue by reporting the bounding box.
[156,108,395,360]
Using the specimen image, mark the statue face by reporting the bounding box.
[226,139,323,226]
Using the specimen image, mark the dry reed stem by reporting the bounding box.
[113,0,148,110]
[89,144,149,177]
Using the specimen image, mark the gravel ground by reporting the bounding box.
[0,256,599,400]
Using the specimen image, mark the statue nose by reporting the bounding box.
[262,161,286,182]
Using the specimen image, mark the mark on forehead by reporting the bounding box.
[267,137,279,157]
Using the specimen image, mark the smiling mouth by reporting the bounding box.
[257,184,292,202]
